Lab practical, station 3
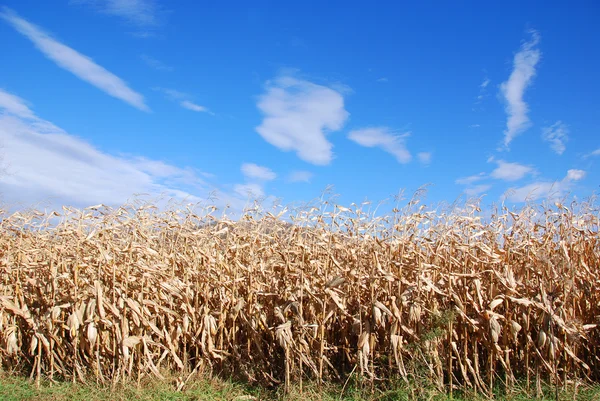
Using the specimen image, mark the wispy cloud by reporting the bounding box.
[0,90,195,207]
[180,100,211,114]
[542,121,569,155]
[140,54,173,71]
[154,87,186,100]
[490,159,535,181]
[581,147,600,159]
[154,87,213,115]
[0,89,36,119]
[469,124,481,128]
[348,127,412,163]
[376,77,389,83]
[71,0,162,28]
[256,76,349,165]
[500,30,541,148]
[417,152,432,165]
[474,76,490,108]
[233,163,277,200]
[505,169,586,202]
[0,7,149,111]
[0,88,247,211]
[241,163,276,181]
[456,173,490,195]
[465,184,492,196]
[288,170,313,183]
[456,172,486,186]
[234,183,264,198]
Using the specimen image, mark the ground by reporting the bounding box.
[0,374,599,401]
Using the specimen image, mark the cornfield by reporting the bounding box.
[1,195,599,396]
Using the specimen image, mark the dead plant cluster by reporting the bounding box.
[0,197,598,395]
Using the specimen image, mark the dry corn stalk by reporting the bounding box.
[0,198,598,394]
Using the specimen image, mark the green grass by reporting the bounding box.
[0,374,599,401]
[0,375,258,401]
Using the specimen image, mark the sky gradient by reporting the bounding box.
[1,1,599,214]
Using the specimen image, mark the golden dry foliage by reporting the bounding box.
[0,198,598,395]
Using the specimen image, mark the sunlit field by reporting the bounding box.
[1,194,598,399]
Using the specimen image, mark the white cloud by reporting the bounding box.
[71,0,161,27]
[234,183,264,198]
[180,100,211,114]
[235,164,276,200]
[469,124,481,128]
[472,73,492,113]
[376,77,389,83]
[474,76,490,107]
[505,182,555,203]
[154,87,186,100]
[490,160,534,181]
[499,30,541,148]
[241,163,276,181]
[456,173,486,186]
[0,7,149,111]
[288,170,312,183]
[505,169,586,202]
[582,148,600,158]
[154,88,213,115]
[465,184,492,196]
[456,173,490,195]
[234,163,278,201]
[256,76,349,165]
[542,121,569,155]
[348,127,412,164]
[0,119,192,207]
[0,88,248,211]
[0,89,36,119]
[417,152,432,165]
[140,54,172,71]
[566,169,586,181]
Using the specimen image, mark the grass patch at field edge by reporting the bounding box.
[1,374,600,401]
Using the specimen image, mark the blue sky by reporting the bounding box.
[0,1,598,214]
